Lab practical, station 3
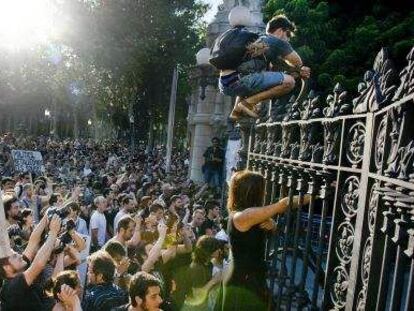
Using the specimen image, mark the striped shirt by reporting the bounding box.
[82,283,128,311]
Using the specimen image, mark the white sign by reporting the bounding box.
[11,150,44,174]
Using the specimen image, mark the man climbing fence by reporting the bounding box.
[209,7,311,120]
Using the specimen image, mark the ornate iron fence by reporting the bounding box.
[240,47,414,311]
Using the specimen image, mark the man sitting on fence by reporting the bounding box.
[212,9,311,120]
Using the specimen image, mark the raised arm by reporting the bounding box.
[24,215,61,286]
[233,195,311,232]
[126,215,142,247]
[23,213,48,261]
[282,51,303,70]
[141,223,167,272]
[70,230,86,252]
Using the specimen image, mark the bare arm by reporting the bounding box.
[70,230,86,252]
[24,215,61,286]
[127,215,142,247]
[52,253,64,277]
[282,51,303,71]
[141,223,167,272]
[233,195,310,232]
[23,214,48,261]
[176,226,193,254]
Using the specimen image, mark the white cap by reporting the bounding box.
[228,6,252,27]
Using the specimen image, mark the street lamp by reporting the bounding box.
[195,48,215,100]
[87,119,92,126]
[44,109,51,135]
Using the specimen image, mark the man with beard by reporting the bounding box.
[114,195,136,232]
[1,177,15,196]
[113,272,163,311]
[107,215,142,254]
[3,195,20,227]
[0,214,61,311]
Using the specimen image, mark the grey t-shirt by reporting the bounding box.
[238,35,293,74]
[257,34,293,64]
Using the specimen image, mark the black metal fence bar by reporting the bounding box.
[286,176,307,310]
[240,46,414,310]
[404,260,414,311]
[311,176,330,310]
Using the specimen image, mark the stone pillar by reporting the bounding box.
[190,84,216,183]
[188,1,265,183]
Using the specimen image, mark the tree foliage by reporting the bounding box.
[0,0,207,143]
[264,0,414,95]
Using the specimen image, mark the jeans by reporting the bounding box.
[219,71,284,98]
[204,168,222,188]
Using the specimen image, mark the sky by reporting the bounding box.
[201,0,221,22]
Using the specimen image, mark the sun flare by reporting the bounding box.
[0,0,58,50]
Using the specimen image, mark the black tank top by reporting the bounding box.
[227,217,266,284]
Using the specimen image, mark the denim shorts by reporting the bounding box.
[219,71,285,98]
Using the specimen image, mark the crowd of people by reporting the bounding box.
[0,11,313,311]
[0,132,230,311]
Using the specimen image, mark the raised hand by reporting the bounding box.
[49,214,62,236]
[158,222,168,237]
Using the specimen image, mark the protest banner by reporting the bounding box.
[11,149,44,174]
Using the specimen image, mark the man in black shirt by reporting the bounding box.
[200,200,221,236]
[0,214,62,311]
[202,137,225,192]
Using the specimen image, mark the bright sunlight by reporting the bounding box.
[0,0,58,50]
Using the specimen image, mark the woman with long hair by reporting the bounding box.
[222,170,310,311]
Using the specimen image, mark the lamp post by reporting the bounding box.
[195,48,216,100]
[129,114,135,150]
[44,109,51,136]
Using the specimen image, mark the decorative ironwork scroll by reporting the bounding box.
[355,184,380,310]
[324,83,352,118]
[329,176,360,310]
[243,46,414,311]
[393,47,414,101]
[323,121,341,165]
[353,48,397,113]
[345,122,366,168]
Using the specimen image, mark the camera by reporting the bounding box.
[53,219,76,254]
[47,204,72,220]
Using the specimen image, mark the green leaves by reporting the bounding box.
[263,0,413,96]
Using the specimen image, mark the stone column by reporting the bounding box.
[190,84,216,183]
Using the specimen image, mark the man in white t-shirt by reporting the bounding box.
[89,196,108,249]
[113,195,135,232]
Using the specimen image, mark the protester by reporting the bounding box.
[82,250,128,311]
[114,271,163,311]
[0,133,228,311]
[202,137,224,192]
[221,170,311,311]
[211,10,311,120]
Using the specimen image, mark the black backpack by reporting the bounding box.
[209,26,259,70]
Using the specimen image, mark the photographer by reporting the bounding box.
[0,214,61,311]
